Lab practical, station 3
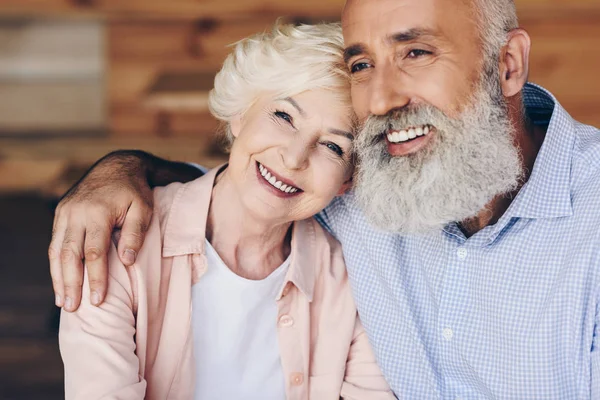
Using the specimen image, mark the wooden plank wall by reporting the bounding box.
[0,0,598,193]
[3,0,596,133]
[104,0,600,139]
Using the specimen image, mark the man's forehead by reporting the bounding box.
[342,0,476,46]
[343,0,438,33]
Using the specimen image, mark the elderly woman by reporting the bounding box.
[59,23,393,400]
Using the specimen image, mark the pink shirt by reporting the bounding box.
[59,166,394,400]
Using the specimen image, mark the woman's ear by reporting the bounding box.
[230,115,243,138]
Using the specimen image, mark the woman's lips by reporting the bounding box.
[255,162,302,198]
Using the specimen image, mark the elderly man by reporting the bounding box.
[50,0,600,397]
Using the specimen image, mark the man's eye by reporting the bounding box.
[407,49,431,59]
[324,142,344,156]
[350,62,371,74]
[274,111,293,125]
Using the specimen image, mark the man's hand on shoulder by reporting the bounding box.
[49,151,156,312]
[49,150,205,312]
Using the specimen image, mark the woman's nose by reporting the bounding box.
[278,137,310,171]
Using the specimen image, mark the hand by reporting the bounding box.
[49,151,154,312]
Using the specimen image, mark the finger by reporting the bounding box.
[83,220,111,306]
[60,224,86,312]
[117,201,152,266]
[49,212,67,307]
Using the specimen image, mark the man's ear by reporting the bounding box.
[336,176,353,196]
[230,114,243,138]
[499,28,531,98]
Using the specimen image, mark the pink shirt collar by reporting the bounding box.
[161,164,317,301]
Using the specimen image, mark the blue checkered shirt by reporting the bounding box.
[317,83,600,399]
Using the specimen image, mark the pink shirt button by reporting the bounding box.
[279,314,294,327]
[290,372,304,386]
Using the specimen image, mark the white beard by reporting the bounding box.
[353,71,523,235]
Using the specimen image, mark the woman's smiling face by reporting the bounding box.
[226,88,355,224]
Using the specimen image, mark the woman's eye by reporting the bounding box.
[274,110,293,125]
[324,142,344,156]
[406,49,431,59]
[350,62,371,74]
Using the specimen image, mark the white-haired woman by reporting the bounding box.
[59,23,394,400]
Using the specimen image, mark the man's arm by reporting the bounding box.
[49,150,202,312]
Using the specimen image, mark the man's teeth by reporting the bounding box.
[258,163,298,193]
[387,125,432,143]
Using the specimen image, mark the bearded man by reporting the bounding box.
[49,0,600,397]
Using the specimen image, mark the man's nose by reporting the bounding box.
[279,137,310,171]
[368,63,411,116]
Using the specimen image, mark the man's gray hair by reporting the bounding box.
[475,0,519,63]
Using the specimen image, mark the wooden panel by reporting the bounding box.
[80,0,344,19]
[523,16,600,126]
[516,0,600,18]
[0,0,345,20]
[107,17,294,136]
[0,82,105,133]
[0,19,106,135]
[1,0,599,20]
[109,19,282,61]
[109,104,220,136]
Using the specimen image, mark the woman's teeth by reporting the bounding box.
[258,163,298,193]
[386,125,432,143]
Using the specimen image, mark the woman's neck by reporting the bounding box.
[206,169,292,280]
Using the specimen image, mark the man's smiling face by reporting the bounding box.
[342,0,523,234]
[342,0,484,133]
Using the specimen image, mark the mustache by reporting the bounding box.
[359,104,451,137]
[357,104,452,148]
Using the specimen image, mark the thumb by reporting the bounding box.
[117,201,153,266]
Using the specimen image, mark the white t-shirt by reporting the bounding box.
[192,239,290,400]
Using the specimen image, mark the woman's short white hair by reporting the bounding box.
[208,22,350,144]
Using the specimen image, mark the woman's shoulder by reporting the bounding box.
[300,217,348,280]
[305,216,344,256]
[153,181,188,226]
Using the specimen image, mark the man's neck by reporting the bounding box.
[458,105,547,238]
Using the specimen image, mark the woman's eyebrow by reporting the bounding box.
[282,97,306,117]
[329,128,354,141]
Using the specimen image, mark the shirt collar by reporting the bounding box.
[162,164,317,301]
[501,83,575,220]
[442,83,576,244]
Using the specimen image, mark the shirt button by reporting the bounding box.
[279,314,294,327]
[290,372,304,386]
[442,327,454,340]
[456,247,468,260]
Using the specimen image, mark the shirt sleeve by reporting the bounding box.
[59,246,146,400]
[340,317,397,399]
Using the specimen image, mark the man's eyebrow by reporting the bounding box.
[328,128,354,141]
[388,28,437,43]
[343,43,366,64]
[343,28,438,64]
[283,97,306,117]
